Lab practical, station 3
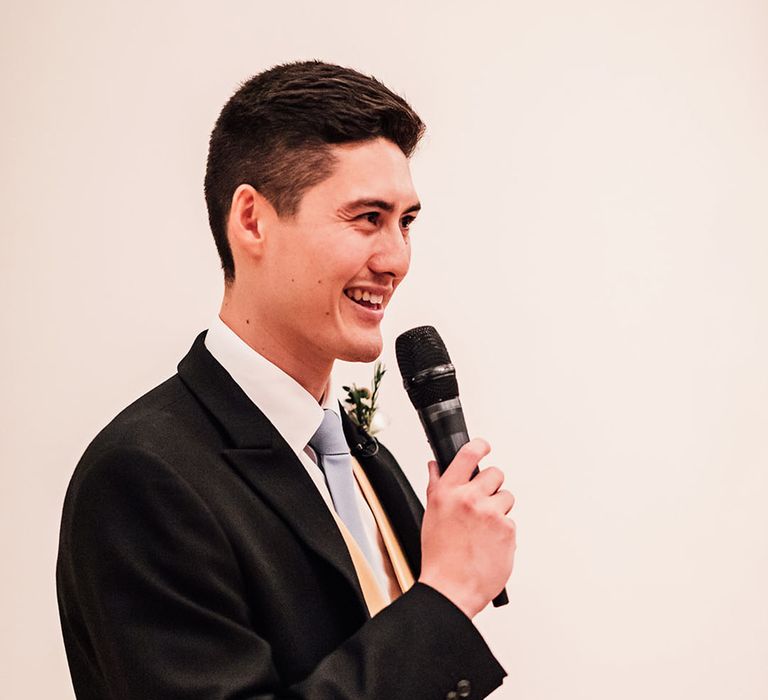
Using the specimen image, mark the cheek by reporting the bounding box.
[295,231,371,295]
[330,249,372,286]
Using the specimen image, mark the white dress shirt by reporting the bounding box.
[204,315,399,602]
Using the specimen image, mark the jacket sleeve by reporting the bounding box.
[57,446,506,700]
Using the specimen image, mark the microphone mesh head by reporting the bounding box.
[395,326,459,409]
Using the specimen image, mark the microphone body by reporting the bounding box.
[396,327,509,608]
[417,397,476,478]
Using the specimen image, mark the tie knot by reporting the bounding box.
[309,409,350,456]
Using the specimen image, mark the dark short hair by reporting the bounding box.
[204,60,426,284]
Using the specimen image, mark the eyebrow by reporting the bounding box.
[341,198,422,215]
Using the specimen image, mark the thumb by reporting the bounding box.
[426,459,441,491]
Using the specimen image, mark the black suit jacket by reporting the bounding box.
[56,331,506,699]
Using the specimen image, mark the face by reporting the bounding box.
[256,137,420,366]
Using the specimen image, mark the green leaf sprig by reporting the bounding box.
[342,361,386,435]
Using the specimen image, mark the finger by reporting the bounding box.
[426,459,440,491]
[468,466,504,496]
[489,489,515,515]
[441,438,491,487]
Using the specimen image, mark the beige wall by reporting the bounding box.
[2,1,767,697]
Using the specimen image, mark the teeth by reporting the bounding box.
[345,289,384,305]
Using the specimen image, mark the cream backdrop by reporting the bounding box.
[2,1,767,698]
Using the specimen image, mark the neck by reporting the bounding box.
[218,296,332,403]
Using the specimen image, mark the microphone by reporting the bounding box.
[395,325,509,608]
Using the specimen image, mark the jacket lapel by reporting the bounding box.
[339,405,424,578]
[177,331,368,615]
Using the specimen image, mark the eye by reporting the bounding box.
[359,212,380,225]
[401,214,417,230]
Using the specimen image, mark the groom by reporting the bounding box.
[57,60,516,699]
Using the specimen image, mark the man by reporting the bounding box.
[57,60,516,699]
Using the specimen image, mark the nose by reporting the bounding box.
[367,222,411,281]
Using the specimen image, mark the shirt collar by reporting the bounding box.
[204,315,336,456]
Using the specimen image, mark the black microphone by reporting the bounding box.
[395,325,509,608]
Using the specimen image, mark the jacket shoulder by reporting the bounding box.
[83,374,215,458]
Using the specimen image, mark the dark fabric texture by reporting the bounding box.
[56,331,507,699]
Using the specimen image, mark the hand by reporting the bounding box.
[418,438,516,618]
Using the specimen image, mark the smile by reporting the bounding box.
[344,288,383,310]
[343,290,385,321]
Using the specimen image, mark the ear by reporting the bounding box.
[227,184,274,263]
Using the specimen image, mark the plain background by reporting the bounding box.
[2,1,767,697]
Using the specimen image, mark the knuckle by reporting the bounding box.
[481,506,498,524]
[457,490,476,514]
[427,485,444,506]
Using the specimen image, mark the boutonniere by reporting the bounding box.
[342,360,388,436]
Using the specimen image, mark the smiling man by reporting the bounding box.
[220,136,418,398]
[57,61,515,699]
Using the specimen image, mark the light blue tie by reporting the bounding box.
[309,409,376,567]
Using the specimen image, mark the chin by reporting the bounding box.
[335,332,383,363]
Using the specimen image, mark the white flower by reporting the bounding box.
[369,410,390,435]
